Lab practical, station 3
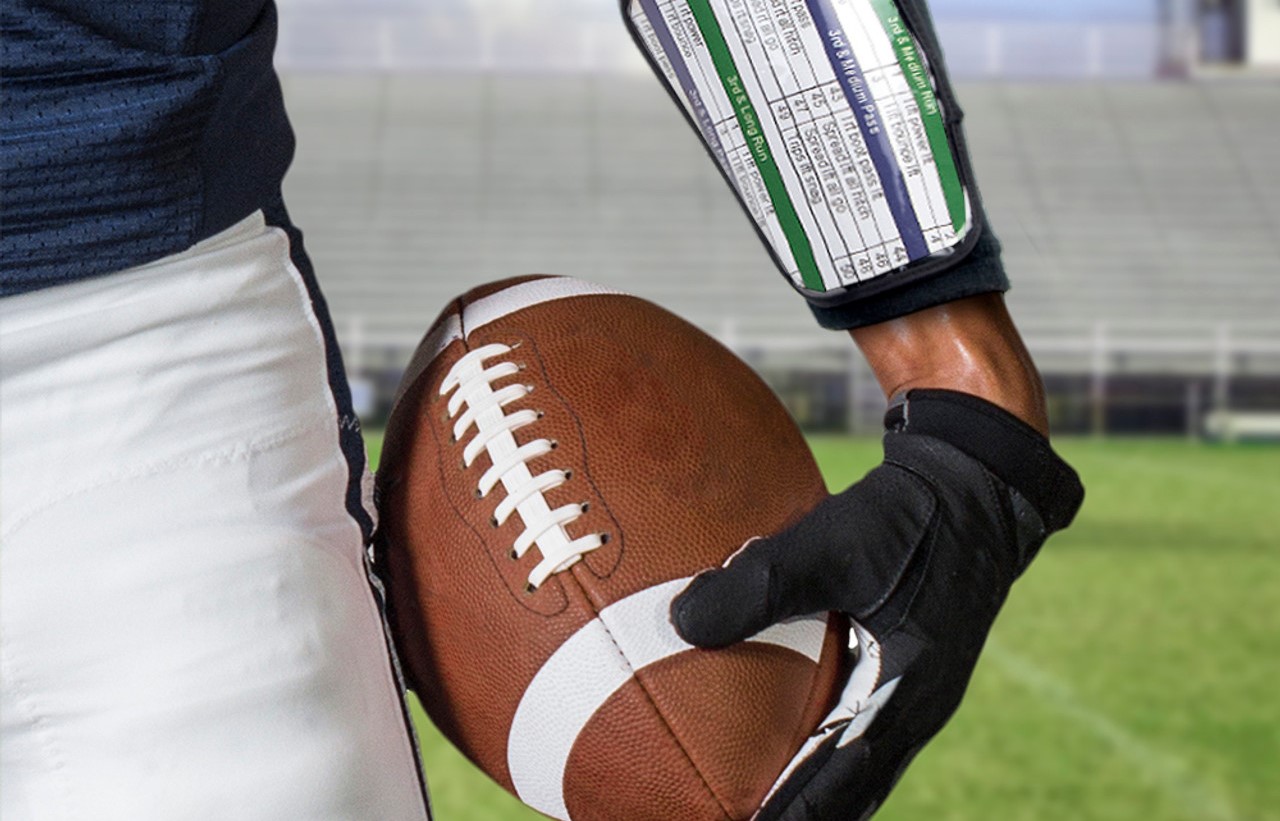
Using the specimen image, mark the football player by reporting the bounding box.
[0,3,1080,821]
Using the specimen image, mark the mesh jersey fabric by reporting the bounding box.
[0,0,293,296]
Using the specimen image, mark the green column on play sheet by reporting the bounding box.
[869,0,966,232]
[684,0,827,292]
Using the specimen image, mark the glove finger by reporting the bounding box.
[673,465,937,649]
[671,536,785,649]
[776,733,923,821]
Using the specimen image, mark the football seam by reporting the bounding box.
[573,584,736,821]
[534,361,741,821]
[491,315,730,816]
[455,293,619,591]
[787,622,837,767]
[431,332,573,617]
[521,331,625,581]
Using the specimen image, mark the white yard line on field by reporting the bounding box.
[986,642,1240,821]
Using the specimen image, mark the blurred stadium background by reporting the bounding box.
[277,0,1280,439]
[274,1,1279,819]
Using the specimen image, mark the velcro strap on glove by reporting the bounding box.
[885,389,1084,535]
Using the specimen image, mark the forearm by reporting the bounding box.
[624,0,1046,434]
[851,293,1049,436]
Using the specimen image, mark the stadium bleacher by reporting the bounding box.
[282,74,1280,369]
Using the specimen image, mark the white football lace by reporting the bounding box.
[440,343,606,591]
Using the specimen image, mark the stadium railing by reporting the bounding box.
[338,317,1280,438]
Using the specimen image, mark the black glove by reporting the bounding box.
[671,389,1084,821]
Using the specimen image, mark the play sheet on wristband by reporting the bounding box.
[628,0,972,293]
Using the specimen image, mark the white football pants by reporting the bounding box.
[0,213,430,821]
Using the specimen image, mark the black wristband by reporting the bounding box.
[884,389,1084,533]
[809,230,1010,331]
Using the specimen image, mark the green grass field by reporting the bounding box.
[366,435,1280,821]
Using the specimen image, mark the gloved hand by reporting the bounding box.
[672,389,1084,821]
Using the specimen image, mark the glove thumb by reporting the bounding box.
[670,466,934,651]
[671,538,780,649]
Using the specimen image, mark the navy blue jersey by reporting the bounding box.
[1,1,294,295]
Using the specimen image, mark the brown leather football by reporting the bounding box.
[376,276,846,821]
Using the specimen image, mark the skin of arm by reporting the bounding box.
[851,293,1050,436]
